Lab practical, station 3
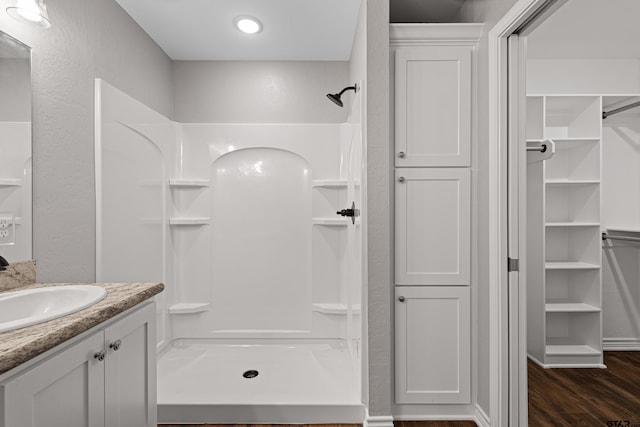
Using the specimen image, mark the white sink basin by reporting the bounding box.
[0,285,108,333]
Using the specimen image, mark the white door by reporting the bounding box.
[395,168,470,285]
[395,46,471,167]
[3,332,105,427]
[104,303,156,427]
[395,286,471,404]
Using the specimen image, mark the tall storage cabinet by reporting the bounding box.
[391,24,481,408]
[526,95,604,368]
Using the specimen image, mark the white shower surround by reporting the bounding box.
[95,79,364,422]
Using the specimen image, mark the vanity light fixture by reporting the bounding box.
[234,16,262,34]
[6,0,51,28]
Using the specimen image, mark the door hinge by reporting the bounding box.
[508,257,519,272]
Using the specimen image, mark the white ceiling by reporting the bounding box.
[115,0,362,61]
[528,0,640,59]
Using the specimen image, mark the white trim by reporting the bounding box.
[488,1,557,426]
[364,413,394,427]
[475,404,491,427]
[390,23,483,44]
[603,338,640,351]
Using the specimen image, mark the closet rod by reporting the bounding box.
[527,144,547,152]
[602,100,640,119]
[602,232,640,243]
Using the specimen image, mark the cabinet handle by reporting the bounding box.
[109,339,122,352]
[398,176,405,183]
[397,151,405,158]
[94,350,106,361]
[398,296,406,302]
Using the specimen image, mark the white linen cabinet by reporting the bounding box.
[391,24,481,407]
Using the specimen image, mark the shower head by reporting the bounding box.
[326,84,357,107]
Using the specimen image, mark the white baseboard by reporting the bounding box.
[603,338,640,351]
[364,411,394,427]
[475,404,490,427]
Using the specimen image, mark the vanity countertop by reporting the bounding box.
[0,282,164,375]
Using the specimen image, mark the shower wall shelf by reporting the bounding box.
[169,302,210,314]
[0,179,22,187]
[169,217,210,225]
[312,179,348,188]
[312,303,361,315]
[312,218,349,226]
[312,179,360,188]
[169,179,210,188]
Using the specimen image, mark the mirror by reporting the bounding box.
[0,31,31,263]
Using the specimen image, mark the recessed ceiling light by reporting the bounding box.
[234,16,262,34]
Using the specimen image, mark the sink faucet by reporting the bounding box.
[0,256,8,272]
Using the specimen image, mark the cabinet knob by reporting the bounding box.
[94,350,106,361]
[398,296,406,302]
[398,151,406,158]
[109,339,122,352]
[398,176,406,183]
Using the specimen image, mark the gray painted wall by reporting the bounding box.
[173,61,349,123]
[0,0,174,282]
[365,0,391,417]
[462,0,521,416]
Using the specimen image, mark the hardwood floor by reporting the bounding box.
[528,351,640,426]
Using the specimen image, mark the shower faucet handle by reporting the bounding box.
[336,201,359,225]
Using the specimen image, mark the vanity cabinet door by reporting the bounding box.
[2,332,105,427]
[104,302,156,427]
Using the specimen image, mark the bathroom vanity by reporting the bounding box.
[0,281,163,427]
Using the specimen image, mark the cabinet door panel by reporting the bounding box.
[395,46,471,166]
[395,286,470,404]
[105,302,156,427]
[395,168,470,285]
[3,332,105,427]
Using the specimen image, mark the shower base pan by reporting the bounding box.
[157,338,364,424]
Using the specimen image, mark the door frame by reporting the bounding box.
[487,0,565,425]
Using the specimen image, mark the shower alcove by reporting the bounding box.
[95,80,365,423]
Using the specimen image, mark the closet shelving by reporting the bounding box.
[527,95,604,368]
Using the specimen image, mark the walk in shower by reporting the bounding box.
[95,79,365,423]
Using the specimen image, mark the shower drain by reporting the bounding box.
[242,370,259,379]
